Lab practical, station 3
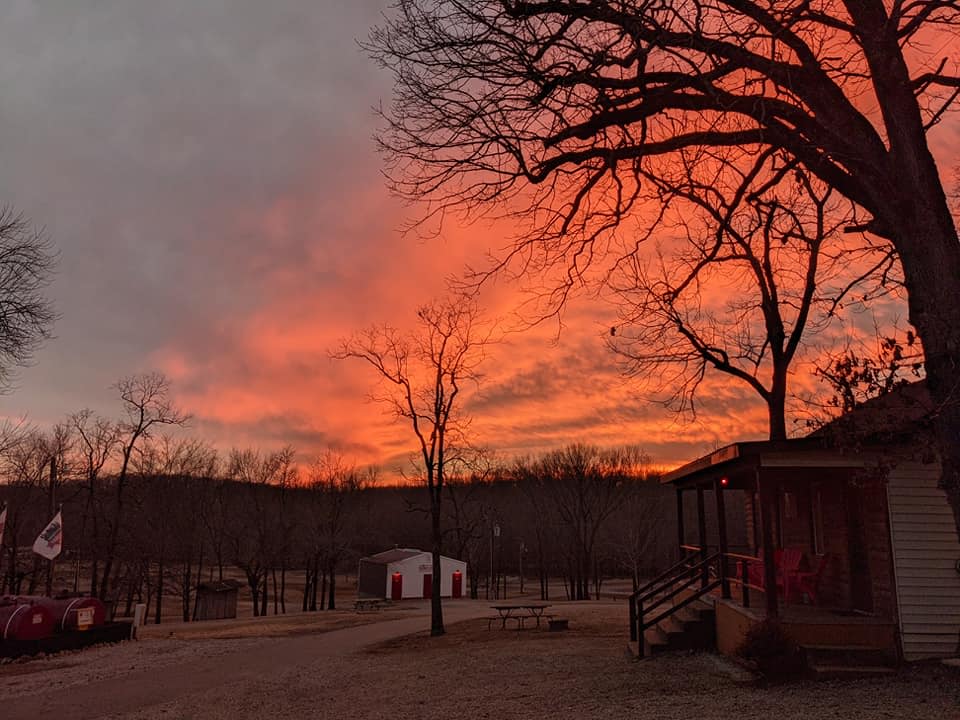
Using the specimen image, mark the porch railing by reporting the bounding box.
[628,548,721,656]
[723,551,764,609]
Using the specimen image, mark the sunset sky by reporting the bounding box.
[0,1,956,476]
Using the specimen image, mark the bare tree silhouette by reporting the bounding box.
[368,1,960,530]
[335,296,491,636]
[0,208,57,390]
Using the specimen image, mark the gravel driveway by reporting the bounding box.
[1,600,957,720]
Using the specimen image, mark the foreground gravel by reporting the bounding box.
[2,602,958,719]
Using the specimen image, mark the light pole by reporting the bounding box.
[519,540,526,595]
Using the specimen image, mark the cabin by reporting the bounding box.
[357,548,466,600]
[629,383,960,667]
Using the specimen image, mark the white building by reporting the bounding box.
[357,548,467,600]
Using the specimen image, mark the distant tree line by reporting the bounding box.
[0,374,745,623]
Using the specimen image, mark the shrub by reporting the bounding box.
[737,619,804,683]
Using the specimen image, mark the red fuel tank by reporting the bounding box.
[22,595,107,631]
[0,599,55,641]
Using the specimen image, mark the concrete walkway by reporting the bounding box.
[4,600,490,720]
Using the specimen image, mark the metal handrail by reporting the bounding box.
[634,559,708,606]
[642,580,721,631]
[629,551,701,602]
[629,550,722,655]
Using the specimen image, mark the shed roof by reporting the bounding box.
[362,548,424,564]
[197,579,243,593]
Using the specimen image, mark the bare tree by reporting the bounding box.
[609,156,897,440]
[224,446,298,616]
[368,1,960,534]
[304,452,373,611]
[335,296,490,636]
[133,435,218,623]
[532,444,638,600]
[70,409,120,595]
[0,429,49,593]
[0,208,57,390]
[99,372,189,602]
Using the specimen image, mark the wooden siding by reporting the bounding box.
[887,463,960,660]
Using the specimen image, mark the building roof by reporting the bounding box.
[197,579,243,593]
[662,381,935,487]
[362,548,425,564]
[809,380,933,446]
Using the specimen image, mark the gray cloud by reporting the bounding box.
[0,1,392,422]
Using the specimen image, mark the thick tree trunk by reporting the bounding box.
[319,568,327,610]
[302,564,312,612]
[271,568,279,615]
[430,488,445,637]
[888,204,960,540]
[327,560,336,610]
[768,368,788,442]
[248,576,260,617]
[848,6,960,541]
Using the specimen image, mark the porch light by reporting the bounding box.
[720,477,729,487]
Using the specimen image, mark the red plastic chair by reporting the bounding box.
[792,554,830,605]
[775,548,804,601]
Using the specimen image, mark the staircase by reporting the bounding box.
[640,597,716,655]
[628,551,721,657]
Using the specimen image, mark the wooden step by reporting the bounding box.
[801,644,889,666]
[809,664,896,680]
[802,644,896,678]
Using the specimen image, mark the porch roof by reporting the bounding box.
[661,437,870,489]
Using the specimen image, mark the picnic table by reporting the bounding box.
[488,603,551,629]
[353,598,383,612]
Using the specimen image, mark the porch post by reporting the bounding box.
[714,477,730,599]
[696,486,708,588]
[757,470,779,618]
[676,488,685,556]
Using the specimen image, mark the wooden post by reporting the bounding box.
[637,596,645,657]
[714,477,730,599]
[676,488,685,555]
[696,486,708,588]
[741,558,750,608]
[758,470,779,618]
[45,457,57,597]
[131,602,146,640]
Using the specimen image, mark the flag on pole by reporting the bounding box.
[0,503,6,542]
[32,510,63,560]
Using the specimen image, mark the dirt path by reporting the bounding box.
[4,600,956,720]
[2,600,490,720]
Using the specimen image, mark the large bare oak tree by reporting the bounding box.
[369,1,960,531]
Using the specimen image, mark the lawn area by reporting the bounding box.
[1,600,957,719]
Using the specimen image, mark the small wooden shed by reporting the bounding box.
[358,548,467,600]
[193,579,242,621]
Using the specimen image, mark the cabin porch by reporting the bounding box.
[629,440,902,662]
